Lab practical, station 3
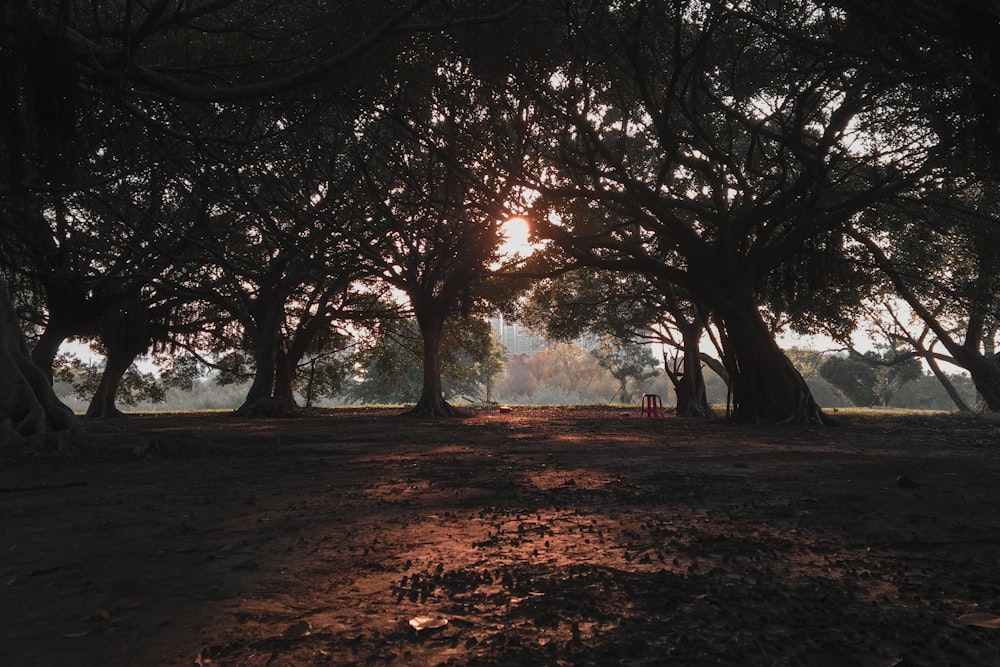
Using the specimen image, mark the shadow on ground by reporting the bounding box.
[2,408,999,666]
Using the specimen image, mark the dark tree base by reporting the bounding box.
[1,283,81,444]
[84,405,127,420]
[673,382,714,419]
[731,395,836,426]
[235,397,299,418]
[676,402,716,419]
[403,394,466,418]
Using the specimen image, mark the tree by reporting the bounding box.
[342,53,529,417]
[479,334,507,405]
[513,0,919,424]
[820,351,922,408]
[826,0,1000,412]
[0,0,524,439]
[591,338,661,405]
[849,179,1000,411]
[168,112,376,417]
[838,300,976,413]
[495,341,617,405]
[522,267,719,417]
[54,352,167,411]
[0,61,192,420]
[348,317,504,406]
[0,281,79,443]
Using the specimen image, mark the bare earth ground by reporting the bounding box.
[2,407,1000,667]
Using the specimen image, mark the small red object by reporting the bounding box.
[640,394,663,417]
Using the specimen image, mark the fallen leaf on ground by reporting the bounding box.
[409,615,448,631]
[959,613,1000,629]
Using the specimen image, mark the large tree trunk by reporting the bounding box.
[273,348,295,404]
[406,316,463,417]
[670,353,712,418]
[273,306,337,410]
[235,295,297,417]
[239,336,277,412]
[84,304,158,419]
[923,352,974,413]
[0,279,80,444]
[30,283,103,382]
[30,324,69,384]
[712,291,829,425]
[664,319,713,418]
[955,350,1000,412]
[84,349,134,419]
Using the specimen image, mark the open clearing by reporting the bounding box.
[2,408,1000,666]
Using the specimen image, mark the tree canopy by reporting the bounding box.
[3,0,1000,441]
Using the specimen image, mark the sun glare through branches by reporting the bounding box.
[498,217,534,259]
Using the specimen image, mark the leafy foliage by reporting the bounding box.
[820,352,923,408]
[590,338,661,404]
[497,342,613,403]
[53,353,166,408]
[348,318,504,405]
[7,0,1000,428]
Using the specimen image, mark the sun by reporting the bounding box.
[498,217,534,258]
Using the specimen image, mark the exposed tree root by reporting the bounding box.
[234,396,300,418]
[84,406,127,420]
[1,283,81,446]
[403,394,467,418]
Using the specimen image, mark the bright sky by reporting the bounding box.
[498,217,534,258]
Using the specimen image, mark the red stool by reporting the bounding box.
[641,393,663,417]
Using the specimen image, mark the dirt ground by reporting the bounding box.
[2,407,1000,666]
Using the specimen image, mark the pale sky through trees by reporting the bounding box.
[6,0,999,427]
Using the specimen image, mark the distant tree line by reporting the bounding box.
[52,333,975,415]
[3,1,1000,443]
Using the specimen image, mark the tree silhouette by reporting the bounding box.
[515,0,922,423]
[0,1,524,439]
[591,338,661,405]
[342,54,529,417]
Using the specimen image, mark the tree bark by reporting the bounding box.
[84,303,160,419]
[0,279,80,444]
[924,352,973,413]
[669,354,712,419]
[273,348,295,404]
[235,294,297,417]
[84,348,134,419]
[406,316,463,417]
[664,318,713,418]
[953,348,1000,412]
[29,277,106,382]
[30,324,69,384]
[711,290,829,425]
